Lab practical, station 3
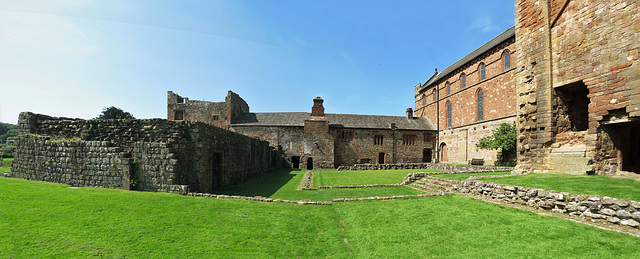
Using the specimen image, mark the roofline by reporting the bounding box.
[420,26,515,91]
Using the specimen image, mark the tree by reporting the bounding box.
[0,123,18,144]
[476,123,517,166]
[95,106,135,120]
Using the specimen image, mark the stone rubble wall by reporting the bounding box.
[337,163,513,173]
[431,176,640,229]
[11,112,279,193]
[9,136,131,189]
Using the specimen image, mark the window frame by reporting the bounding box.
[479,63,486,81]
[477,88,484,122]
[374,135,384,145]
[503,50,511,70]
[446,82,450,96]
[460,73,466,89]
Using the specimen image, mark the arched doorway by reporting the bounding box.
[440,143,448,162]
[307,157,314,170]
[422,148,432,163]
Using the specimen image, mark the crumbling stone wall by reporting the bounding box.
[515,0,640,175]
[167,91,249,130]
[434,177,640,229]
[11,112,277,193]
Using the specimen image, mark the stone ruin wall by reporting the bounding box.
[10,112,278,193]
[515,0,640,175]
[167,91,249,130]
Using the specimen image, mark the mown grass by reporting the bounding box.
[314,168,444,187]
[3,176,640,257]
[0,177,346,258]
[431,171,512,181]
[216,169,425,201]
[486,174,640,201]
[0,158,12,172]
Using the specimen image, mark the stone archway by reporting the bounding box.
[440,143,448,162]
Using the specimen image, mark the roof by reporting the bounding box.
[231,112,436,131]
[420,26,515,91]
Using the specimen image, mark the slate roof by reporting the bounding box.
[231,112,436,131]
[420,26,515,91]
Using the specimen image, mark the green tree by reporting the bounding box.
[95,106,135,120]
[476,123,517,166]
[0,123,18,144]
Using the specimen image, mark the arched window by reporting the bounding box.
[503,50,511,70]
[433,89,438,101]
[477,89,484,121]
[446,101,452,128]
[479,63,486,81]
[446,82,450,96]
[460,73,466,89]
[423,94,426,106]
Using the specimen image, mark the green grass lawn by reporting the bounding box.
[216,169,425,201]
[0,157,12,172]
[431,171,512,181]
[486,174,640,201]
[2,176,640,257]
[314,168,444,187]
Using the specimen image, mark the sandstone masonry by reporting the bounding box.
[515,0,640,175]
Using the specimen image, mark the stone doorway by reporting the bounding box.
[378,152,385,164]
[211,152,223,192]
[423,148,432,163]
[291,156,300,169]
[440,143,448,162]
[306,157,313,170]
[612,124,640,173]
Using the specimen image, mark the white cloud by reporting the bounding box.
[469,16,499,33]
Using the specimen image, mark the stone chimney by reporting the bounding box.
[406,108,413,118]
[311,97,325,116]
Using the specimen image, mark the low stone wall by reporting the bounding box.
[433,176,640,229]
[318,183,403,189]
[337,163,513,173]
[186,192,333,205]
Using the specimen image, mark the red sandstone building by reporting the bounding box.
[514,0,640,175]
[168,91,436,169]
[415,27,517,165]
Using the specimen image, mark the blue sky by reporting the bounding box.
[0,0,514,124]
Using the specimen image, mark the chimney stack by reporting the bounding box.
[406,108,413,118]
[311,97,325,116]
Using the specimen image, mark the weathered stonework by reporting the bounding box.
[10,112,279,193]
[167,91,248,130]
[170,92,437,169]
[415,27,517,165]
[515,0,640,175]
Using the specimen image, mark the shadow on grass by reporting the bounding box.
[215,169,300,197]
